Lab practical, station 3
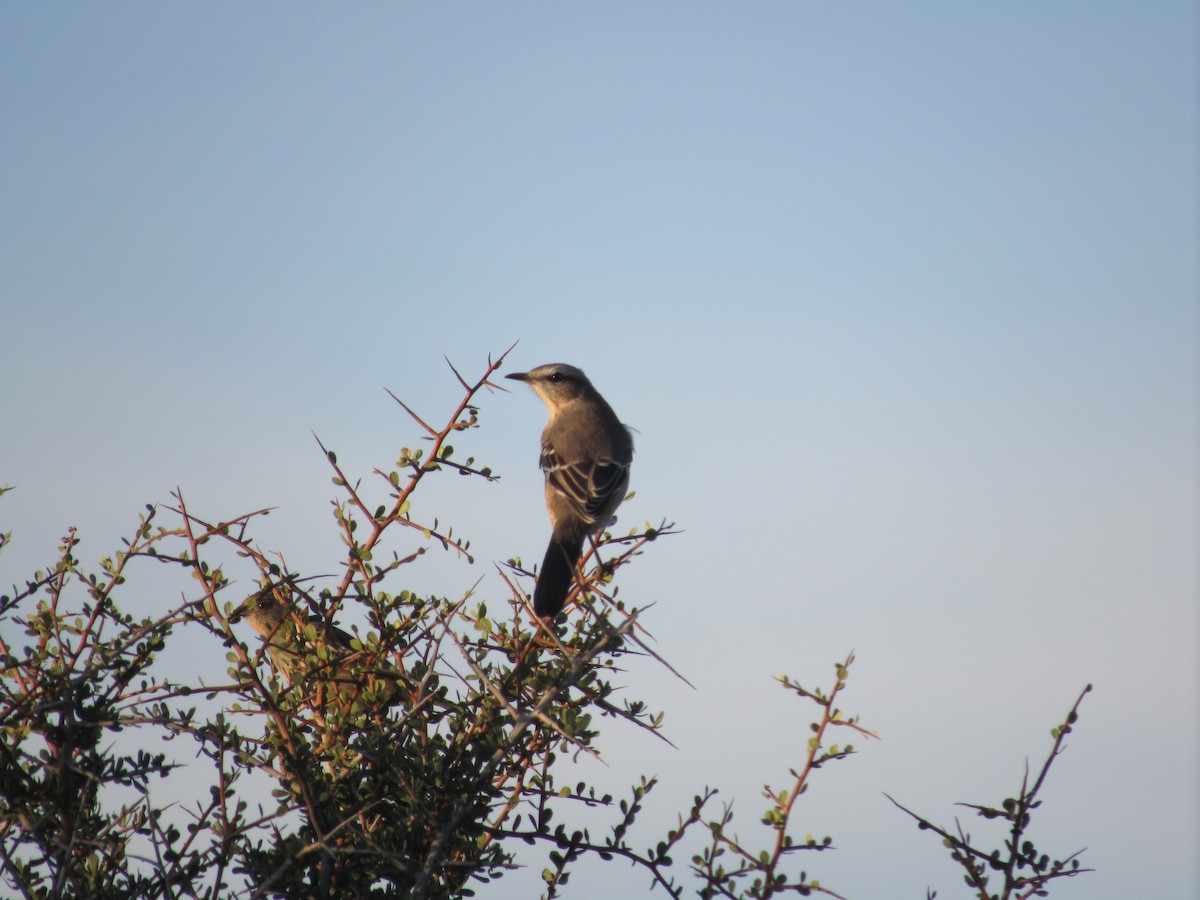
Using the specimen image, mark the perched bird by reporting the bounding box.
[507,363,634,617]
[230,584,401,710]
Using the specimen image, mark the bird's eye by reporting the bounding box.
[549,372,564,383]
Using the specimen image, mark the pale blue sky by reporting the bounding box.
[3,4,1197,898]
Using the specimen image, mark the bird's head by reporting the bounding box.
[506,363,593,409]
[230,585,291,638]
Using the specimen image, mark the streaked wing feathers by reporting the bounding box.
[541,442,630,526]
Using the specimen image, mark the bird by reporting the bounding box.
[506,363,634,617]
[230,584,401,710]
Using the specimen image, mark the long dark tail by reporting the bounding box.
[534,534,584,618]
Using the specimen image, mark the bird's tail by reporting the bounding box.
[534,534,584,618]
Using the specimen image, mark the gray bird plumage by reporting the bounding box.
[230,585,401,710]
[507,363,633,617]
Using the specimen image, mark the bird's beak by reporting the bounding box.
[505,372,529,383]
[229,592,261,623]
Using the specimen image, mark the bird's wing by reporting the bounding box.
[297,616,359,655]
[542,442,630,527]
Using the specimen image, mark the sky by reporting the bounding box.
[2,3,1197,898]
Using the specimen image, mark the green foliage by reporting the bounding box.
[0,517,193,898]
[888,686,1094,900]
[0,355,1091,899]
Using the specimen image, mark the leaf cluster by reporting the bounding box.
[0,354,1093,900]
[887,686,1094,900]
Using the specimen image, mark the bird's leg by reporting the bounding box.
[564,537,603,614]
[588,533,612,576]
[572,534,611,602]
